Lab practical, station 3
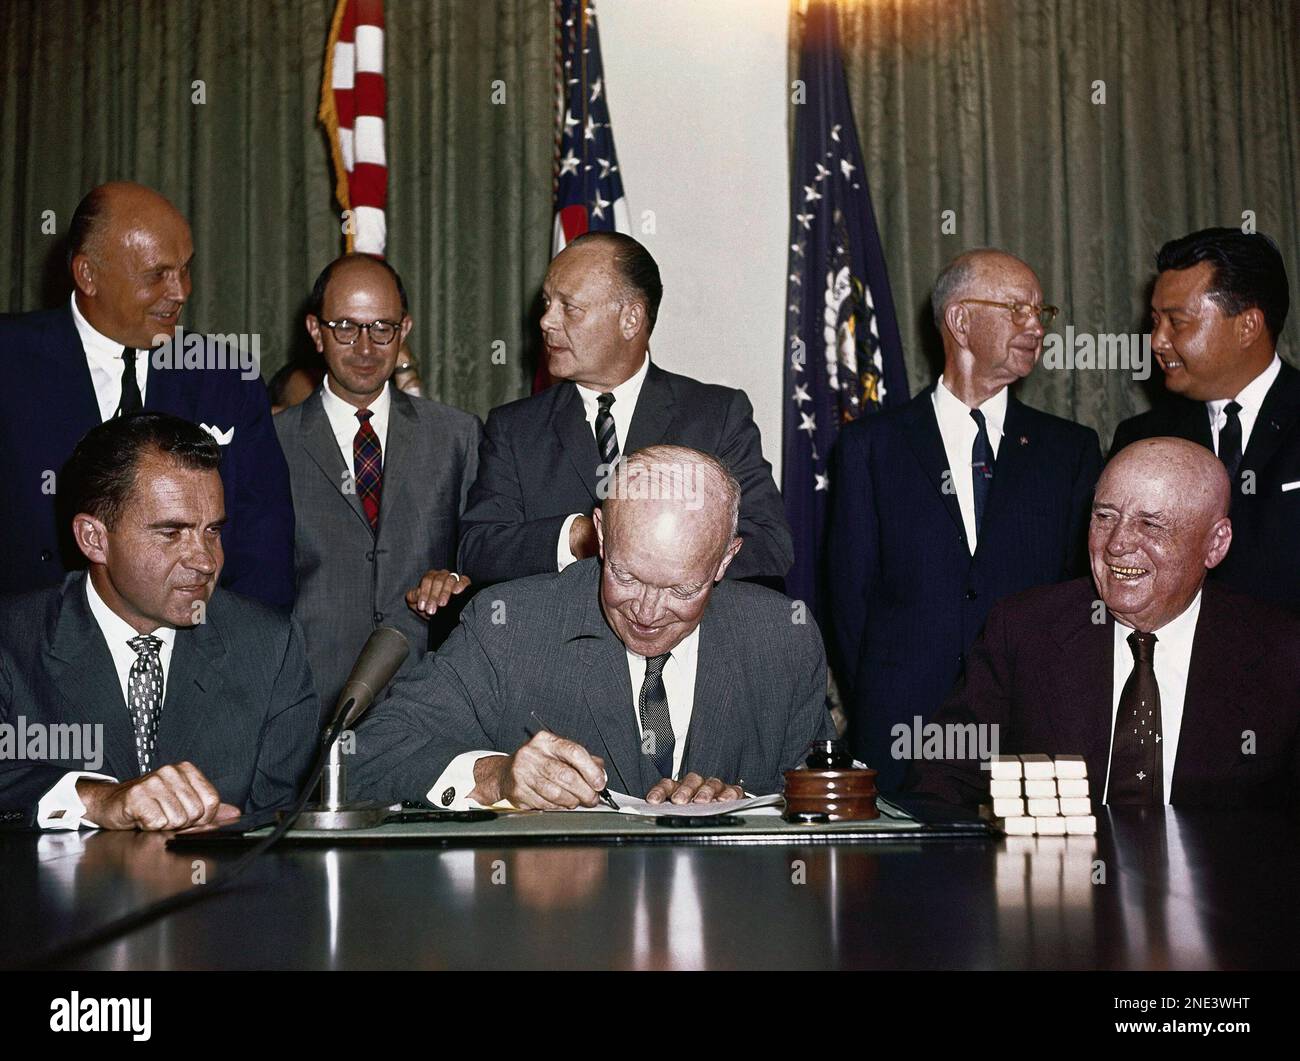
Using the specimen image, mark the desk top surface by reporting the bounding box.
[1,805,1295,970]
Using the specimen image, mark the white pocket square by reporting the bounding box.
[200,423,235,446]
[1282,480,1300,492]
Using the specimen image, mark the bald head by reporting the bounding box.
[593,446,742,657]
[70,182,193,349]
[1089,437,1233,631]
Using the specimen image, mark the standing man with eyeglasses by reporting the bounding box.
[274,255,482,710]
[826,248,1102,790]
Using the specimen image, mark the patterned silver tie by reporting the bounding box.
[126,634,164,775]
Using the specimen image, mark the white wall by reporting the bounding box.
[599,0,790,481]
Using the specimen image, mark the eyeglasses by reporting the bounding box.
[320,318,402,345]
[959,299,1059,327]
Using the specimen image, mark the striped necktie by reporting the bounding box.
[595,392,619,466]
[638,653,675,781]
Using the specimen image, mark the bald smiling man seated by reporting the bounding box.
[351,446,833,810]
[909,437,1300,809]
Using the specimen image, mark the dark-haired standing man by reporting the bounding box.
[1112,228,1298,611]
[457,232,792,587]
[0,413,318,831]
[275,255,482,707]
[0,181,294,608]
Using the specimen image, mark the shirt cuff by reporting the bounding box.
[37,771,117,830]
[556,513,582,571]
[426,752,507,810]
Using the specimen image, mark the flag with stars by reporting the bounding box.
[782,0,907,615]
[537,0,629,390]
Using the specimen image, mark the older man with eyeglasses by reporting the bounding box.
[826,248,1103,790]
[273,254,483,713]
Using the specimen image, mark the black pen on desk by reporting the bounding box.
[528,710,619,810]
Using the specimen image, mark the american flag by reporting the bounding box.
[782,0,908,615]
[536,0,629,389]
[320,0,388,256]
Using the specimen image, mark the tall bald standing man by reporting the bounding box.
[827,249,1103,790]
[457,232,792,588]
[352,446,832,810]
[910,438,1300,808]
[0,181,295,608]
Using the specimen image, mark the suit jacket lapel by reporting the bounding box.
[46,575,141,779]
[377,386,416,531]
[623,363,676,454]
[157,614,228,763]
[43,306,104,445]
[679,614,741,783]
[900,388,964,535]
[551,383,602,502]
[301,390,371,531]
[1048,586,1115,775]
[1241,362,1300,479]
[975,397,1032,558]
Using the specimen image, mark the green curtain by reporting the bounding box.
[0,0,554,418]
[816,0,1300,448]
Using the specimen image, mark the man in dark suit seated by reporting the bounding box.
[827,248,1102,791]
[0,413,319,831]
[456,231,792,588]
[352,445,832,810]
[1111,228,1297,612]
[0,181,295,609]
[909,437,1300,809]
[275,254,483,707]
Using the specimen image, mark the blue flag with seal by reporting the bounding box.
[782,0,908,616]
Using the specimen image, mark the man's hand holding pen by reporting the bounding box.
[469,731,610,810]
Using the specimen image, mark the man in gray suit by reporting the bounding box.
[0,413,318,830]
[352,446,832,810]
[457,232,792,588]
[274,255,483,710]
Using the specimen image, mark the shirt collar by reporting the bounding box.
[84,573,178,650]
[934,373,1009,435]
[321,375,393,422]
[1114,589,1202,651]
[1207,352,1281,418]
[69,292,128,361]
[574,353,651,417]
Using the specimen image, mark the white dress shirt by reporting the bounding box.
[930,374,1008,552]
[1206,352,1281,458]
[70,292,149,422]
[1104,591,1201,806]
[427,623,703,810]
[37,577,178,829]
[556,353,652,570]
[319,375,393,466]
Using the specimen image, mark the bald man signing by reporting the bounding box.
[351,446,833,809]
[909,437,1300,809]
[0,181,295,608]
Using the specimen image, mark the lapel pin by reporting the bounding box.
[1019,435,1029,446]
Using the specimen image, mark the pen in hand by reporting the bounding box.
[528,710,619,810]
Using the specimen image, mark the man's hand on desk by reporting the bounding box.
[405,569,472,618]
[469,732,608,809]
[567,514,600,561]
[76,763,242,831]
[646,773,745,805]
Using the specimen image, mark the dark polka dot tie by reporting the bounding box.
[127,634,164,776]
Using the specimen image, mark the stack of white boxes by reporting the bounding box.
[982,754,1097,836]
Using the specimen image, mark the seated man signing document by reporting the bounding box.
[351,446,833,809]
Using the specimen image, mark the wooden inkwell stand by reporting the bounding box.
[783,740,879,821]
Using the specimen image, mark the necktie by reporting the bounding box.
[353,408,383,531]
[115,347,142,418]
[1217,400,1243,484]
[595,392,619,466]
[638,653,675,781]
[1108,631,1163,804]
[126,634,164,775]
[970,407,994,533]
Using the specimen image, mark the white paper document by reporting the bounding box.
[576,791,784,817]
